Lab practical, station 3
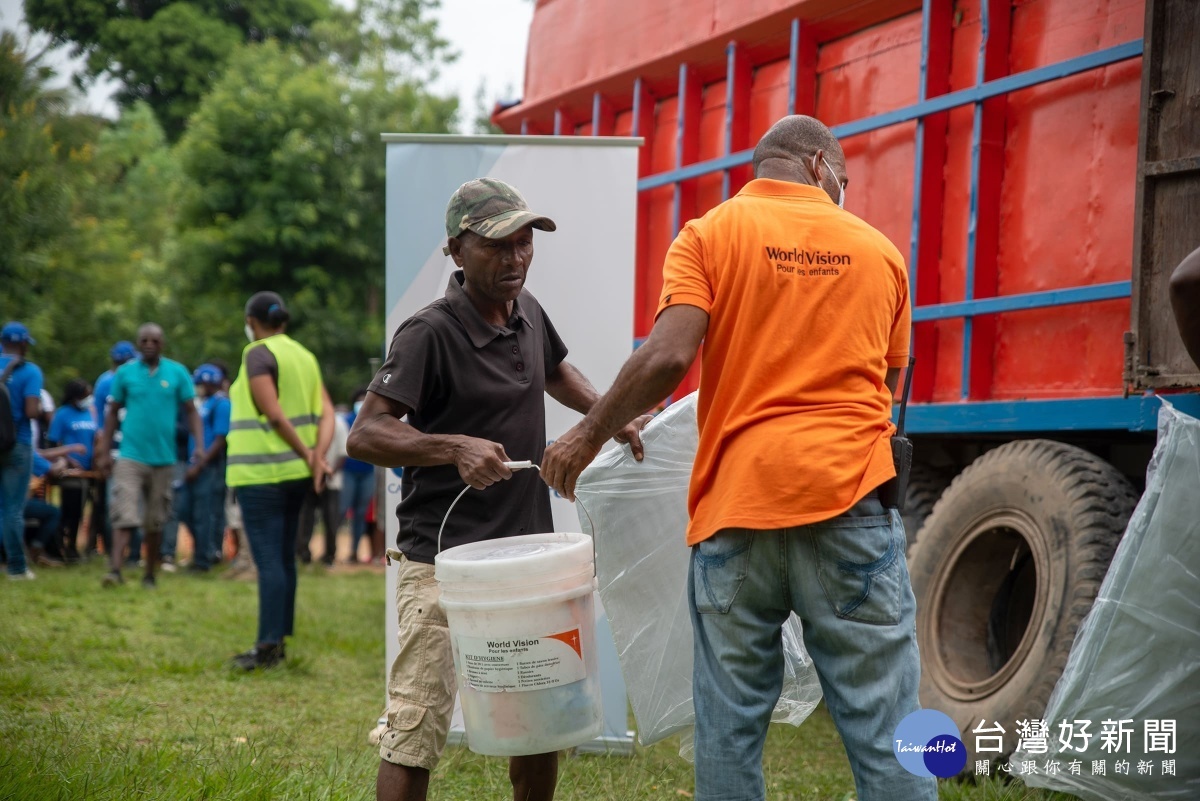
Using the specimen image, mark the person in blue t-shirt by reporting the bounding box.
[49,380,97,470]
[1,322,44,580]
[177,364,231,572]
[341,387,376,563]
[88,340,137,561]
[48,379,98,561]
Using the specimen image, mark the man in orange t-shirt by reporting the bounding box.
[542,116,935,801]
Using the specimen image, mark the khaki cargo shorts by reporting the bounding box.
[379,555,457,771]
[110,458,174,531]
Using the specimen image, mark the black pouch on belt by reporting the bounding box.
[878,356,915,511]
[878,436,912,510]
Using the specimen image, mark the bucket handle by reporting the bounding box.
[385,460,598,574]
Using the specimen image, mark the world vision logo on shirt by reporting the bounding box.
[765,245,851,276]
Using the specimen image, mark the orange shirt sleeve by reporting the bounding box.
[656,221,713,318]
[886,260,912,367]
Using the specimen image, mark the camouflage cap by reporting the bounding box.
[442,178,557,255]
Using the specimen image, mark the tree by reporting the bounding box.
[2,95,189,394]
[174,37,457,399]
[24,0,333,139]
[0,31,73,295]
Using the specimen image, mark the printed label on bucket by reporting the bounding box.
[457,629,586,693]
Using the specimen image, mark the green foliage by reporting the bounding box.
[175,35,457,399]
[0,31,72,289]
[0,33,137,392]
[24,0,333,139]
[1,94,187,393]
[3,1,457,401]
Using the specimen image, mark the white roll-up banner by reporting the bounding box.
[380,134,641,753]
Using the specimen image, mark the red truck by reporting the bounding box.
[495,0,1199,763]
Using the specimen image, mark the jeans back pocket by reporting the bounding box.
[691,529,754,615]
[811,516,904,625]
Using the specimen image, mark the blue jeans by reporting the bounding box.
[1,442,33,575]
[340,469,373,560]
[160,461,188,561]
[23,498,62,554]
[238,479,309,645]
[174,461,225,569]
[689,495,937,801]
[196,460,226,566]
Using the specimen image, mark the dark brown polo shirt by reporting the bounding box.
[368,271,569,563]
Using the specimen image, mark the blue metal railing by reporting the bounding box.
[632,7,1144,419]
[637,40,1142,191]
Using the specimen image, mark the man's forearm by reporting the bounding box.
[97,404,120,454]
[314,386,335,458]
[577,343,690,447]
[346,415,466,469]
[545,361,601,415]
[185,404,204,453]
[198,436,226,468]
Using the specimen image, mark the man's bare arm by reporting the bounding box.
[345,391,514,490]
[544,361,600,414]
[540,304,709,500]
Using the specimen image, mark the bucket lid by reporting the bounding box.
[435,532,593,585]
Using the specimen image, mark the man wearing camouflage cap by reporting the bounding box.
[348,178,650,801]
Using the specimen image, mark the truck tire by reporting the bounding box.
[908,440,1137,764]
[901,464,953,550]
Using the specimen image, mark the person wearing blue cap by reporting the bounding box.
[87,340,139,561]
[0,322,44,580]
[177,364,231,572]
[93,340,138,423]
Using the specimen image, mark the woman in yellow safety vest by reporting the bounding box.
[226,291,334,670]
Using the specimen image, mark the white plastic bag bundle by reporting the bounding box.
[575,393,823,756]
[1016,399,1200,800]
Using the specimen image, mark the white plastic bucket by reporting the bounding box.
[435,532,604,756]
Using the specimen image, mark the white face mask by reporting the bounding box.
[245,324,256,343]
[353,400,364,414]
[78,396,93,410]
[814,155,845,208]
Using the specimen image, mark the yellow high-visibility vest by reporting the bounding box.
[226,333,322,487]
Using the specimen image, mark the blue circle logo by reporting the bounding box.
[893,709,967,778]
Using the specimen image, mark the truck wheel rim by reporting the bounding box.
[924,508,1050,702]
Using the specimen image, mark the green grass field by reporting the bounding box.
[0,560,1078,800]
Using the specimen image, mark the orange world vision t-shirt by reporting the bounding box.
[657,178,911,546]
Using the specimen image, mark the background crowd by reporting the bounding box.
[0,319,385,582]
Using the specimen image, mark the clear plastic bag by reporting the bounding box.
[575,393,823,757]
[1015,399,1200,800]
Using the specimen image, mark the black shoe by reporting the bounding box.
[141,574,157,589]
[231,642,284,671]
[186,563,210,573]
[101,570,124,587]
